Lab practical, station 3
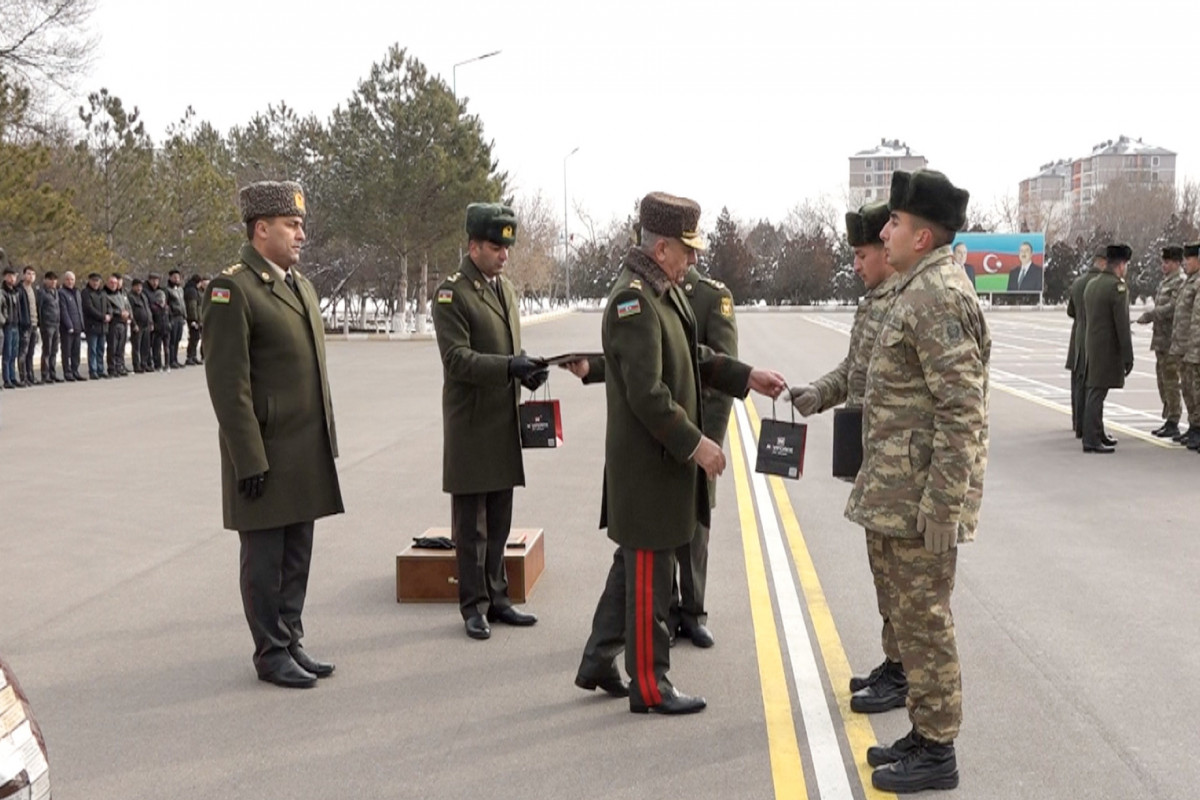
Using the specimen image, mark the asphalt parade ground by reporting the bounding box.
[1,307,1195,800]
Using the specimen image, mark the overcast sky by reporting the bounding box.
[82,0,1198,234]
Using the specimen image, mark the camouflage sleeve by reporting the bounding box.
[913,293,988,526]
[813,302,871,411]
[201,276,269,479]
[431,287,511,386]
[1151,282,1178,322]
[607,288,704,462]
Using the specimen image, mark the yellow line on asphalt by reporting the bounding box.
[727,413,807,799]
[744,401,895,800]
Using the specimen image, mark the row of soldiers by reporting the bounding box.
[1138,244,1200,448]
[0,260,206,388]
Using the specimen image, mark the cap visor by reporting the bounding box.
[680,234,707,252]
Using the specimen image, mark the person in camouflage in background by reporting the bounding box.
[788,200,909,716]
[845,170,989,794]
[1168,244,1200,448]
[1136,246,1184,439]
[1181,243,1200,450]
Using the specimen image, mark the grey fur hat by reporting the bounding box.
[239,181,307,223]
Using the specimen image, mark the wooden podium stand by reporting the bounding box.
[396,528,544,603]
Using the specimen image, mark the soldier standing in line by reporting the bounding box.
[431,203,547,641]
[1080,245,1134,454]
[1137,246,1185,439]
[1066,248,1106,438]
[1181,244,1200,451]
[202,181,343,689]
[789,201,908,716]
[1167,244,1200,447]
[847,170,988,793]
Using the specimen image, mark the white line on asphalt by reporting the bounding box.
[734,401,855,800]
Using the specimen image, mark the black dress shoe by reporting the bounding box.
[1100,434,1117,446]
[681,623,714,648]
[630,688,706,715]
[575,673,630,698]
[1082,444,1115,454]
[258,660,317,689]
[289,647,335,678]
[465,615,491,640]
[487,606,538,626]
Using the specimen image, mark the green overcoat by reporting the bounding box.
[431,255,525,495]
[1083,270,1134,389]
[1066,268,1102,371]
[599,251,751,551]
[201,243,343,532]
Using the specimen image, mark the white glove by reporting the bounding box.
[788,385,821,416]
[917,510,958,555]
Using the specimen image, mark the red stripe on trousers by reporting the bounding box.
[635,551,648,703]
[640,550,662,705]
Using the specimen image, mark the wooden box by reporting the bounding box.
[396,528,544,603]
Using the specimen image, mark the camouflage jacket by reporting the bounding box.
[1186,274,1200,364]
[813,273,899,411]
[1168,271,1200,359]
[845,246,990,542]
[1142,270,1183,352]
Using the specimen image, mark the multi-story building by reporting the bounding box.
[848,139,928,207]
[1018,136,1176,229]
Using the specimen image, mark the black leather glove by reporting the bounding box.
[521,367,549,392]
[238,472,267,500]
[509,354,547,382]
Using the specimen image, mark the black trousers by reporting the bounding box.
[239,521,314,674]
[152,329,170,369]
[1071,365,1087,436]
[106,322,126,374]
[670,522,709,630]
[1082,387,1109,448]
[450,490,514,619]
[131,327,151,371]
[19,326,37,382]
[186,322,201,361]
[61,330,81,377]
[38,325,59,380]
[579,546,676,708]
[169,318,184,365]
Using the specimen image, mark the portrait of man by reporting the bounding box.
[1007,241,1043,292]
[953,241,974,284]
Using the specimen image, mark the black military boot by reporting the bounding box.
[850,659,907,713]
[849,659,891,693]
[1171,425,1194,443]
[1154,421,1181,438]
[870,730,959,793]
[1188,429,1200,450]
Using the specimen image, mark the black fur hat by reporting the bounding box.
[888,170,969,232]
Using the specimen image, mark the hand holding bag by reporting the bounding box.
[755,392,807,480]
[519,379,564,449]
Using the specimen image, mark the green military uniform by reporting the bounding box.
[1081,245,1134,450]
[668,265,738,638]
[1168,248,1200,444]
[846,171,988,774]
[202,181,343,680]
[1138,248,1184,433]
[1066,260,1104,436]
[431,204,542,626]
[578,193,753,714]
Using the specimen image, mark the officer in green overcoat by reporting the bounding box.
[202,181,343,689]
[572,192,785,715]
[1066,248,1106,438]
[1081,243,1134,453]
[431,203,549,641]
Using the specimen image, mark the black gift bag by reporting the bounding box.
[519,383,563,449]
[756,396,807,480]
[832,406,864,480]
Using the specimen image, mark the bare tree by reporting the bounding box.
[0,0,96,90]
[506,191,560,309]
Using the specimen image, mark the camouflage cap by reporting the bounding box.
[1183,243,1200,259]
[888,169,969,233]
[466,203,518,246]
[1106,243,1132,264]
[845,202,890,247]
[1162,245,1184,262]
[639,192,706,251]
[239,180,306,223]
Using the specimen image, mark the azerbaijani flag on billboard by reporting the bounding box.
[950,232,1046,294]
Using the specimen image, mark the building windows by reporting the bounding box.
[1152,156,1160,167]
[864,174,872,185]
[864,159,872,169]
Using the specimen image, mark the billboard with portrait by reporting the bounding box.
[950,232,1045,294]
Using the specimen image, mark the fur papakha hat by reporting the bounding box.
[239,181,306,223]
[1182,243,1200,259]
[845,202,890,247]
[1162,245,1184,262]
[466,203,518,246]
[888,169,969,233]
[1106,243,1133,264]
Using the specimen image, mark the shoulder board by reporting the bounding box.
[221,264,243,276]
[700,276,726,290]
[447,272,461,283]
[628,278,643,291]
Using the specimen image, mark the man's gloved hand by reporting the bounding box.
[788,385,821,416]
[917,510,957,555]
[238,472,267,500]
[1124,361,1134,377]
[509,354,547,382]
[520,367,549,392]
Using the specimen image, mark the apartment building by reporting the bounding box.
[848,139,928,207]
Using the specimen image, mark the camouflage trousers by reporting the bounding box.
[865,531,901,662]
[1183,361,1200,426]
[1155,351,1182,423]
[875,532,961,743]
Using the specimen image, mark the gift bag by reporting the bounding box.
[756,396,807,479]
[519,383,563,449]
[832,406,864,481]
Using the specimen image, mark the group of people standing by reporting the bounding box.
[0,256,207,388]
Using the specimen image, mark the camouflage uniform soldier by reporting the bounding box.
[1136,246,1185,438]
[1182,244,1200,450]
[1168,244,1200,447]
[846,170,988,794]
[789,201,909,715]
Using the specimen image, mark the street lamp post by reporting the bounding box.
[563,146,580,306]
[452,50,501,99]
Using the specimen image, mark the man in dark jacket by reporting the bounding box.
[128,278,153,373]
[2,268,21,388]
[184,274,204,364]
[81,272,109,378]
[36,271,61,383]
[103,273,131,377]
[58,271,85,381]
[166,269,186,368]
[19,266,38,386]
[1066,249,1105,437]
[1081,244,1134,453]
[146,273,170,372]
